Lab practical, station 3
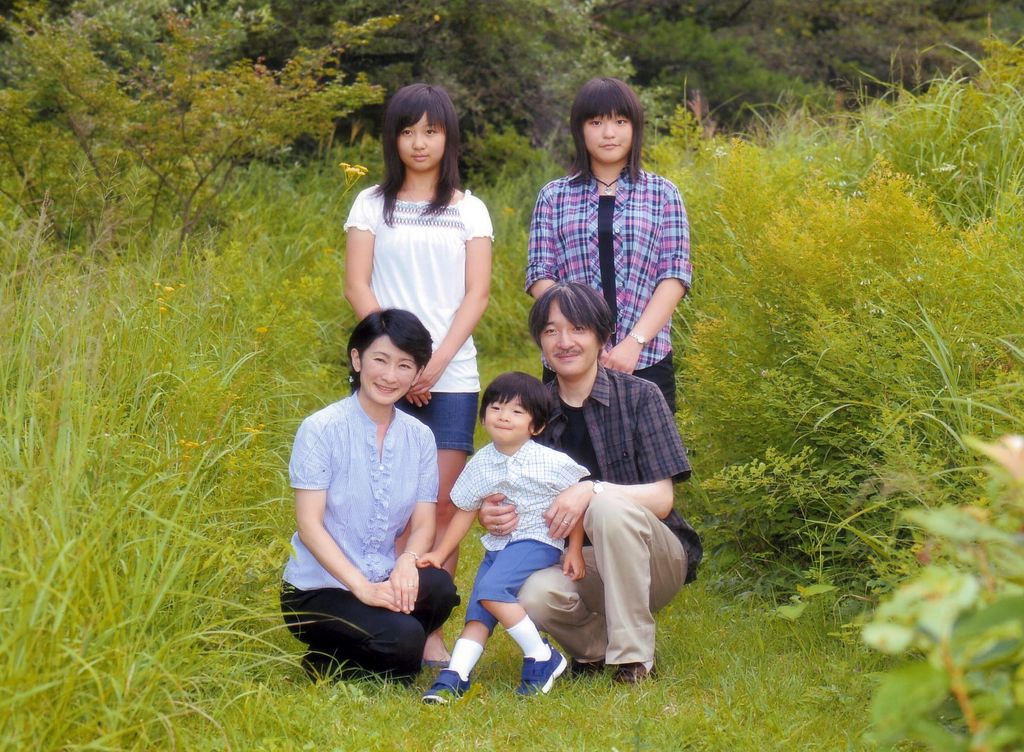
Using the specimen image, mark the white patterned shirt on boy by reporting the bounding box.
[451,440,589,551]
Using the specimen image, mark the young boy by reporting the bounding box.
[418,372,589,702]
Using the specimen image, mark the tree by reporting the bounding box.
[0,5,386,249]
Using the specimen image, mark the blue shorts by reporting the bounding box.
[398,391,477,453]
[464,539,562,632]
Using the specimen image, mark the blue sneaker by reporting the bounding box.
[516,642,568,696]
[422,669,470,704]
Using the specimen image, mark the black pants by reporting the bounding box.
[543,351,677,413]
[280,566,459,684]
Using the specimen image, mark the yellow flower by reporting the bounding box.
[502,206,515,216]
[339,162,369,183]
[255,326,269,335]
[323,247,334,255]
[434,14,441,22]
[159,306,168,314]
[163,286,175,293]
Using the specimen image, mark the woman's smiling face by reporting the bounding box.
[350,335,423,409]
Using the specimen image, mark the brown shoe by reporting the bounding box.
[612,662,655,684]
[569,658,605,677]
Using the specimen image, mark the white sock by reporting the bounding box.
[506,616,551,661]
[447,638,484,681]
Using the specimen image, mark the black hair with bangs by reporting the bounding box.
[480,371,554,434]
[568,77,645,182]
[377,83,462,225]
[347,309,433,391]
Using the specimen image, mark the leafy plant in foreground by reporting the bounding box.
[863,435,1024,751]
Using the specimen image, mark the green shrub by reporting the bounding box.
[863,435,1024,750]
[654,74,1024,588]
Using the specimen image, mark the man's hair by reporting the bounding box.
[347,309,433,391]
[568,77,645,183]
[479,371,553,433]
[528,282,615,347]
[377,83,462,225]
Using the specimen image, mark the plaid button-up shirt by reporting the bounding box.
[538,367,690,485]
[537,367,702,580]
[526,170,692,370]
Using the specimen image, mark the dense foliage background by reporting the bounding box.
[2,2,1023,750]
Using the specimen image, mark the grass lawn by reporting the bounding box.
[220,568,886,751]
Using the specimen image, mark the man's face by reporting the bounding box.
[538,300,602,380]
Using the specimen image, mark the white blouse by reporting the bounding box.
[344,187,494,393]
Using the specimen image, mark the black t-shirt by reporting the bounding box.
[559,400,599,480]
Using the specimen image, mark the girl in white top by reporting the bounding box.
[344,83,493,665]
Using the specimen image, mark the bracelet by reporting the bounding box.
[400,551,420,561]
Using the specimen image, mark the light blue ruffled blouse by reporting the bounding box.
[283,395,438,590]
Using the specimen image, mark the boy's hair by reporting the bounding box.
[480,371,554,433]
[377,83,462,226]
[347,309,433,391]
[528,282,615,347]
[568,77,645,183]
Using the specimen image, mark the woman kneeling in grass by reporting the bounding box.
[419,372,589,702]
[280,309,459,683]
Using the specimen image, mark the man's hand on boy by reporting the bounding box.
[480,493,518,536]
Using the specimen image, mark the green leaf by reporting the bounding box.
[797,583,837,598]
[965,638,1023,671]
[953,596,1024,642]
[777,601,808,621]
[871,661,949,733]
[863,623,915,653]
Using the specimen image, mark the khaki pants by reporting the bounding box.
[518,490,687,665]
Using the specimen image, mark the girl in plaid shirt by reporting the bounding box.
[525,77,692,412]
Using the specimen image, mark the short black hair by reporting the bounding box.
[569,77,645,182]
[480,371,553,433]
[377,83,462,225]
[528,282,615,347]
[347,309,433,391]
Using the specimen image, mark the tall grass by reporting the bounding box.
[0,193,347,747]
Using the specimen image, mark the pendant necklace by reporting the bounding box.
[595,177,618,196]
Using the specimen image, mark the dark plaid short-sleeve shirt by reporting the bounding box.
[537,367,690,484]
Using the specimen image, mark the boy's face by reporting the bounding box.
[483,397,538,454]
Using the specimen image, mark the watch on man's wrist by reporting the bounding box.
[628,331,647,346]
[591,480,605,495]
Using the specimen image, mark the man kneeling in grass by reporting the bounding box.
[481,283,700,684]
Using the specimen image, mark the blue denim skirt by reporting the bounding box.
[397,391,478,453]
